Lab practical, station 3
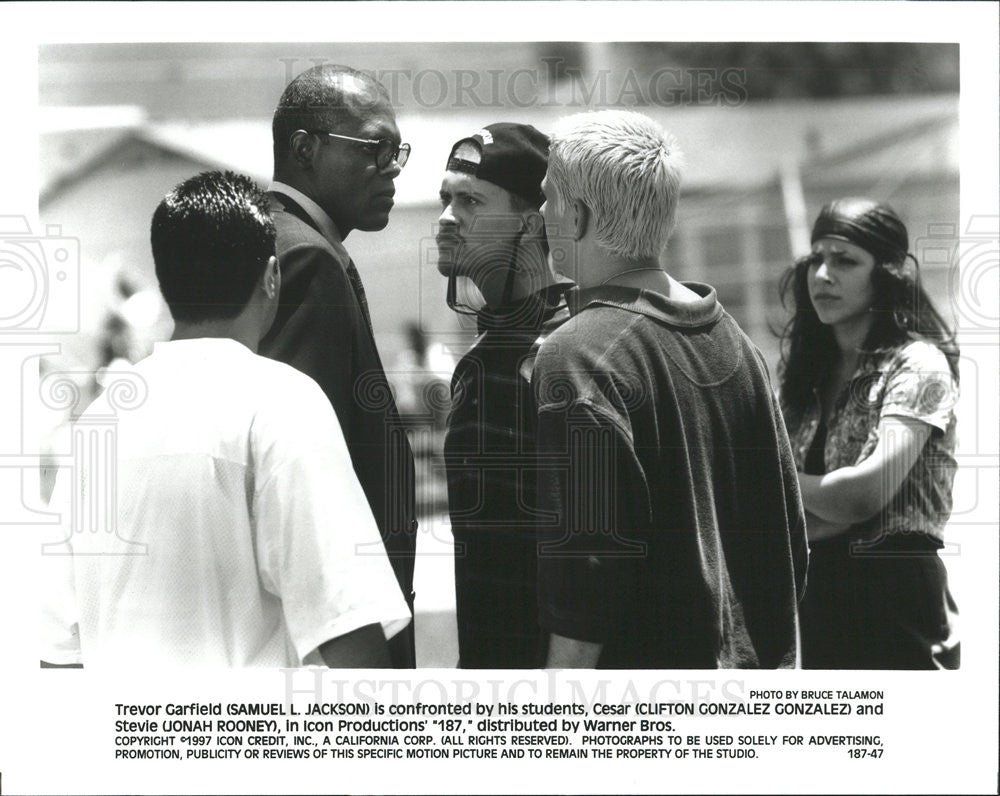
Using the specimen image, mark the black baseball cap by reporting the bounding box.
[445,123,549,208]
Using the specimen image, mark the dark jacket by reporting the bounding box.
[259,191,417,667]
[444,286,567,668]
[533,283,808,669]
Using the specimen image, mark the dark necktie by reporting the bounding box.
[345,259,375,337]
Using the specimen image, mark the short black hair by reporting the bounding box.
[151,170,274,324]
[272,64,391,164]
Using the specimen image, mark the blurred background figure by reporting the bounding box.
[39,268,168,503]
[436,123,567,668]
[778,198,961,669]
[95,272,161,380]
[386,321,453,516]
[389,322,449,424]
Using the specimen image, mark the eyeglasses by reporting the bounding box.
[308,130,411,170]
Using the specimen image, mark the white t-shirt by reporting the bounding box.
[40,338,411,667]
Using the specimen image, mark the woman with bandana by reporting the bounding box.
[779,198,960,669]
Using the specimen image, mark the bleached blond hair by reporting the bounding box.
[547,110,683,260]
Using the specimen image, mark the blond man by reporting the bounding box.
[533,111,807,669]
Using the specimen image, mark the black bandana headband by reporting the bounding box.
[811,197,911,266]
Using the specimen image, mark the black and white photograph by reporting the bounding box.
[1,3,997,794]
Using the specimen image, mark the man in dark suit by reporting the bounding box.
[260,64,417,667]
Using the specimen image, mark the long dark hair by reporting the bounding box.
[778,198,959,428]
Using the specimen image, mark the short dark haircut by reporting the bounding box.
[151,170,274,324]
[272,64,391,164]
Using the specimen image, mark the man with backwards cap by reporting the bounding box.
[437,123,569,668]
[260,65,418,668]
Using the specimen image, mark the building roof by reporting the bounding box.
[41,93,958,206]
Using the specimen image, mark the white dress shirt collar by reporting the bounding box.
[268,180,343,247]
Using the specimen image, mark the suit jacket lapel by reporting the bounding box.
[268,190,376,338]
[267,190,319,234]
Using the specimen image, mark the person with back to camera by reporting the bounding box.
[778,197,961,669]
[533,110,807,669]
[40,171,411,668]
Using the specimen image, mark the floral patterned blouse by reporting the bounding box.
[784,340,958,544]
